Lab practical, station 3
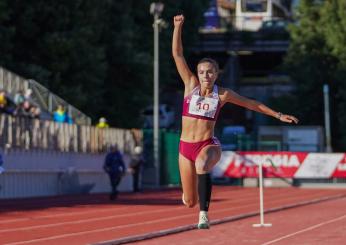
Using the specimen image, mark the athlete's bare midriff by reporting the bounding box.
[180,116,216,142]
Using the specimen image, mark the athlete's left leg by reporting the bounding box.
[195,145,221,228]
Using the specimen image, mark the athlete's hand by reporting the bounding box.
[279,114,299,124]
[174,15,184,27]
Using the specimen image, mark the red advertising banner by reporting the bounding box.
[213,152,346,178]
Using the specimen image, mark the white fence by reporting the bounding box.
[0,114,142,199]
[0,114,141,154]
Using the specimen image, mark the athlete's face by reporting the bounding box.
[197,62,218,88]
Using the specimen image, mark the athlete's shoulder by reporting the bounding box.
[217,86,233,96]
[218,87,236,104]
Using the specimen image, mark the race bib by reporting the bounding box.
[188,95,218,118]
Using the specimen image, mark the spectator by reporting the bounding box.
[14,89,41,118]
[96,117,108,151]
[0,90,13,115]
[24,88,32,100]
[96,117,109,128]
[17,100,32,117]
[65,113,73,124]
[14,89,25,115]
[14,90,25,107]
[53,105,67,123]
[0,90,8,111]
[129,146,145,192]
[103,144,126,200]
[30,105,41,119]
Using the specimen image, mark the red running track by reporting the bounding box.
[139,195,346,245]
[0,186,345,245]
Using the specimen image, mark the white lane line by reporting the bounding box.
[0,197,256,233]
[262,214,346,245]
[1,191,340,245]
[0,205,183,233]
[6,195,344,245]
[3,211,197,245]
[0,218,28,224]
[0,190,333,233]
[0,188,255,225]
[0,207,128,223]
[0,189,296,233]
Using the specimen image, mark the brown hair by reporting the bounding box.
[197,58,219,73]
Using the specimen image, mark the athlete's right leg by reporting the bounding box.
[179,153,198,208]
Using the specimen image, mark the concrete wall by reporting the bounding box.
[0,149,133,199]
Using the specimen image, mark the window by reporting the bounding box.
[241,0,268,13]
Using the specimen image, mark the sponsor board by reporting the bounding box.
[212,152,346,178]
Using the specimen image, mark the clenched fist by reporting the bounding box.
[174,15,184,27]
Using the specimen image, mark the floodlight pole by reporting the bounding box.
[323,84,332,152]
[151,2,164,187]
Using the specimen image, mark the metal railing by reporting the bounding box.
[0,66,91,125]
[0,114,141,154]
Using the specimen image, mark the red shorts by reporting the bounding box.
[179,137,220,162]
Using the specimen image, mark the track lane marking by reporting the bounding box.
[1,189,343,245]
[0,188,258,225]
[3,211,208,245]
[0,190,337,233]
[262,214,346,245]
[0,191,330,233]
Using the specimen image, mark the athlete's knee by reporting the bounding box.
[183,197,197,208]
[195,161,209,174]
[184,200,197,208]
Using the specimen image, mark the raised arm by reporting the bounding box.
[172,15,198,90]
[222,88,299,124]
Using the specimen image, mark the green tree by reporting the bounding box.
[0,0,14,65]
[280,0,346,150]
[99,0,209,127]
[99,0,153,127]
[2,0,108,117]
[0,0,209,128]
[320,0,346,149]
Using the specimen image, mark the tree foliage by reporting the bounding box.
[282,0,346,150]
[0,0,209,127]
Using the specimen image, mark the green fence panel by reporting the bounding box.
[143,129,180,186]
[161,131,180,186]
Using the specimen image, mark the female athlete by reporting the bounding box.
[172,14,299,229]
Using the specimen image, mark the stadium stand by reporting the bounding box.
[0,66,91,125]
[0,67,142,198]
